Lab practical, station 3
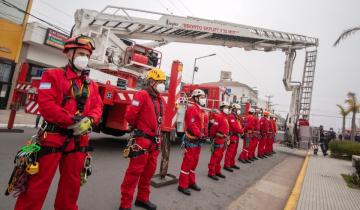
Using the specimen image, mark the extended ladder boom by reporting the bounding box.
[74,6,318,51]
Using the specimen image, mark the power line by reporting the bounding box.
[0,0,70,35]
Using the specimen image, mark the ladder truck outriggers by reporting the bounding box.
[9,5,318,186]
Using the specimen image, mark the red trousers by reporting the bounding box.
[257,137,266,157]
[224,140,239,168]
[208,138,225,176]
[15,133,88,210]
[248,138,259,159]
[265,136,272,154]
[239,136,250,161]
[120,137,160,209]
[178,145,201,189]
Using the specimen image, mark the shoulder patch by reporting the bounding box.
[231,119,235,122]
[39,82,51,90]
[132,100,140,107]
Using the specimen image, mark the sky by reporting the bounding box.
[27,0,360,132]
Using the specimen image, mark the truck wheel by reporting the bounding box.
[176,132,184,138]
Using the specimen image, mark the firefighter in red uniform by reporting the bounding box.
[270,115,277,154]
[258,111,270,158]
[223,103,244,172]
[248,109,260,161]
[208,101,230,180]
[238,108,255,164]
[178,89,207,196]
[119,68,166,210]
[15,35,103,210]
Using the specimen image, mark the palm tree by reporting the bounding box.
[334,26,360,46]
[336,104,349,140]
[345,92,360,141]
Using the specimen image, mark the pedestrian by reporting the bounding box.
[258,111,270,159]
[15,34,103,210]
[238,108,256,164]
[223,103,243,172]
[208,101,230,180]
[119,68,166,210]
[319,125,328,156]
[178,89,207,196]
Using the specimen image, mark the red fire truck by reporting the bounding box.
[8,5,318,152]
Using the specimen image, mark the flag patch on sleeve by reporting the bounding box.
[39,82,51,90]
[132,100,140,106]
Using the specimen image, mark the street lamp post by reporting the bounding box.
[191,53,216,84]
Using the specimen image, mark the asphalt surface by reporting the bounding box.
[1,128,290,210]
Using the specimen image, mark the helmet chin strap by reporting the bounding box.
[69,49,81,73]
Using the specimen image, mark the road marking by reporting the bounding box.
[283,151,310,210]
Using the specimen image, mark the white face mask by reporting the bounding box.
[156,83,166,93]
[199,98,207,106]
[236,110,241,115]
[73,56,89,71]
[223,108,229,115]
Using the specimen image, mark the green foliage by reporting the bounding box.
[341,173,360,189]
[329,140,360,159]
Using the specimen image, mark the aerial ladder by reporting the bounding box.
[12,5,318,186]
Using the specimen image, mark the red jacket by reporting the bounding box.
[210,112,229,139]
[269,119,277,135]
[259,117,269,138]
[38,66,103,128]
[125,89,166,137]
[228,113,244,141]
[184,103,205,139]
[244,115,256,133]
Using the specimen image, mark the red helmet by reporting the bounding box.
[63,34,95,54]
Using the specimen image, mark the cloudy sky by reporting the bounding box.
[28,0,360,131]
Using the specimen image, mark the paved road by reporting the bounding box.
[1,128,290,210]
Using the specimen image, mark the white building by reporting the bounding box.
[201,80,258,105]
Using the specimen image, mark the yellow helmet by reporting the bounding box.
[146,68,166,81]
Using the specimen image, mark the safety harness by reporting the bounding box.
[39,68,93,158]
[125,92,163,158]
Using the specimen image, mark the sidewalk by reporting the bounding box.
[227,146,307,210]
[0,109,37,127]
[297,154,360,210]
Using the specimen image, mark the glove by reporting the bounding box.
[68,117,93,136]
[200,136,208,143]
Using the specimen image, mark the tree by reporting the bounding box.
[345,92,360,141]
[334,26,360,46]
[336,104,349,140]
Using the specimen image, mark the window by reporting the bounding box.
[0,0,28,24]
[0,62,12,82]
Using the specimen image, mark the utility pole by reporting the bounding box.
[265,95,273,111]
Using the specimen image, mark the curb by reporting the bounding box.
[0,124,35,128]
[283,150,310,210]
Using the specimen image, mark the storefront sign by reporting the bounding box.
[44,28,69,50]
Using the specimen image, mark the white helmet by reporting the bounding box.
[191,89,205,98]
[231,103,241,110]
[248,108,255,114]
[220,101,230,108]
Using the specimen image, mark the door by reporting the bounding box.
[0,62,15,109]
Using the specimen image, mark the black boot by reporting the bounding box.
[238,159,247,164]
[223,167,234,172]
[119,207,131,210]
[135,200,157,210]
[189,184,201,191]
[253,157,259,160]
[216,173,226,179]
[246,160,252,163]
[178,186,191,195]
[231,165,240,170]
[208,174,219,181]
